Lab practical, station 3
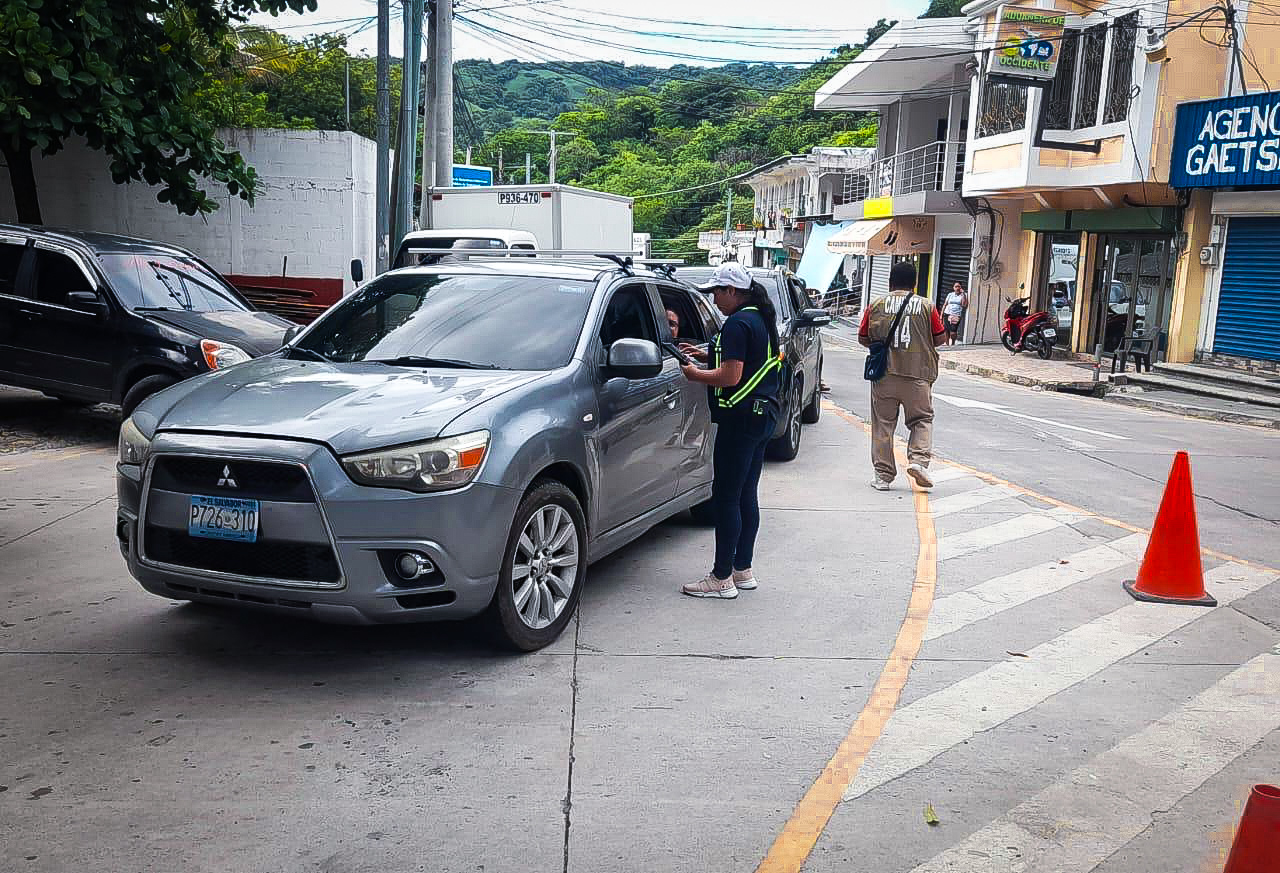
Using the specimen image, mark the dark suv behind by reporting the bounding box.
[0,225,292,415]
[678,265,829,460]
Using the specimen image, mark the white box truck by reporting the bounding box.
[395,184,635,266]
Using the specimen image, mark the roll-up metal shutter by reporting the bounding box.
[1216,217,1280,361]
[938,238,973,307]
[868,254,890,304]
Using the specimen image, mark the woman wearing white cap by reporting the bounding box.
[678,262,783,599]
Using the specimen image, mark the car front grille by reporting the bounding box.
[151,457,314,502]
[144,525,341,585]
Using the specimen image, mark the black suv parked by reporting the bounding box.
[678,265,830,460]
[0,225,292,416]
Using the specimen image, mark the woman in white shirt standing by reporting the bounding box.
[942,282,969,346]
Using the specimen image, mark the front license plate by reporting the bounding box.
[188,495,259,543]
[1041,328,1057,338]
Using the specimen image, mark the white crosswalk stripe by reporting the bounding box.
[926,484,1018,518]
[909,652,1280,873]
[924,533,1147,641]
[937,512,1068,560]
[843,562,1278,802]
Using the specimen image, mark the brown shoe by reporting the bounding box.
[681,574,738,599]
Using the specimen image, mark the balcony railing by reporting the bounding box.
[841,140,967,204]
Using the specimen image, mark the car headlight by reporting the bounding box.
[341,431,490,493]
[200,339,252,370]
[118,417,152,466]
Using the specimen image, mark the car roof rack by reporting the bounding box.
[401,248,685,273]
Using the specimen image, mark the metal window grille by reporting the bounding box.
[1074,23,1108,129]
[1044,29,1080,130]
[977,81,1028,137]
[1103,13,1138,124]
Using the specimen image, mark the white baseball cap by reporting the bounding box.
[695,261,752,292]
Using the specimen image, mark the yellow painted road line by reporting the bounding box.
[755,402,938,873]
[0,446,112,474]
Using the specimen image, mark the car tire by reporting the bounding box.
[488,480,587,652]
[121,374,176,418]
[767,382,803,462]
[801,366,822,424]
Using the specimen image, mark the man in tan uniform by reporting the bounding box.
[858,261,948,491]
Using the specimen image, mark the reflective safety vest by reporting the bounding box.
[710,306,783,416]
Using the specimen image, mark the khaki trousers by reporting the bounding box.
[870,374,934,481]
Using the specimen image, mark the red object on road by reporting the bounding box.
[1223,784,1280,873]
[1123,451,1217,606]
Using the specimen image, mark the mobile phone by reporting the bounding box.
[663,341,695,366]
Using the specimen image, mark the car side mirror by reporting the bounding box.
[796,308,832,328]
[66,291,106,314]
[606,338,662,380]
[282,324,302,345]
[350,259,364,284]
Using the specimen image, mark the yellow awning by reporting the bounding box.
[827,219,890,255]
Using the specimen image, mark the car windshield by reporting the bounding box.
[99,253,251,313]
[682,268,787,327]
[397,237,507,267]
[295,272,593,370]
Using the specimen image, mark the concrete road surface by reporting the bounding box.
[1,351,1277,873]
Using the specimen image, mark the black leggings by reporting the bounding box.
[711,408,778,579]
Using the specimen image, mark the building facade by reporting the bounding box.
[960,0,1280,363]
[814,17,981,334]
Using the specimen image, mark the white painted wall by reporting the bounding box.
[0,129,377,295]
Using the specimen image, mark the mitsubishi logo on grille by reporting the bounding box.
[217,465,239,489]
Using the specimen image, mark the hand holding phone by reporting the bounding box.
[663,341,695,366]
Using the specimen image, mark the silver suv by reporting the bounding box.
[116,258,723,650]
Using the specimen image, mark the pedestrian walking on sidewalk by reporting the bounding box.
[859,261,947,491]
[942,282,969,346]
[678,262,782,600]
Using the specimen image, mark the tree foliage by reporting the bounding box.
[0,0,315,223]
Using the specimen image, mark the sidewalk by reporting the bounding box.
[937,345,1106,395]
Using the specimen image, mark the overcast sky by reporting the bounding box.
[250,0,928,67]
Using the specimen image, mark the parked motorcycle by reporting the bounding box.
[1001,298,1057,359]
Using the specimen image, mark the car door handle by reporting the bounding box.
[15,307,43,318]
[662,389,681,407]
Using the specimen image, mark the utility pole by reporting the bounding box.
[497,149,504,181]
[375,0,391,273]
[344,60,351,130]
[525,152,531,184]
[420,0,438,227]
[395,0,425,244]
[528,130,572,184]
[432,0,455,193]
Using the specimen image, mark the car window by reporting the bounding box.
[598,283,659,351]
[658,285,707,344]
[511,243,536,258]
[760,275,790,326]
[0,241,26,297]
[297,272,593,370]
[33,249,93,306]
[788,277,812,313]
[397,237,506,267]
[99,254,250,313]
[690,288,720,337]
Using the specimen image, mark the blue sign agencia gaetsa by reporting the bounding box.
[1170,90,1280,189]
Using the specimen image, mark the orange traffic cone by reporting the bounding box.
[1122,451,1216,607]
[1223,784,1280,873]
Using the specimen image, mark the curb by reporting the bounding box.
[938,357,1107,397]
[1104,392,1280,429]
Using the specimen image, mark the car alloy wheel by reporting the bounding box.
[490,480,586,651]
[768,382,803,461]
[512,504,579,630]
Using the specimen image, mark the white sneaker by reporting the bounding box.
[732,569,758,590]
[907,464,934,489]
[871,478,892,491]
[682,574,738,599]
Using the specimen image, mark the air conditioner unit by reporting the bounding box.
[1199,245,1218,266]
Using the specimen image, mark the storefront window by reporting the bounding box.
[1038,233,1079,347]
